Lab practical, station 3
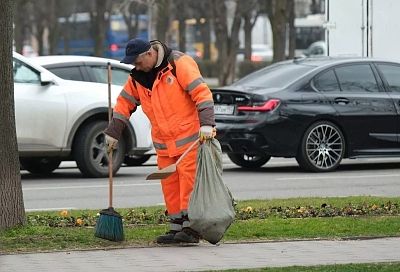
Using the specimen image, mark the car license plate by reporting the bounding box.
[215,104,235,115]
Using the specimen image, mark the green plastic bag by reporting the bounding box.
[188,138,235,244]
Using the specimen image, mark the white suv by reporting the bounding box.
[14,52,153,177]
[33,55,156,167]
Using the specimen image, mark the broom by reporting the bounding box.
[94,62,124,242]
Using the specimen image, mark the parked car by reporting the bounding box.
[14,52,153,177]
[213,57,400,172]
[302,41,327,57]
[33,55,155,166]
[237,44,273,62]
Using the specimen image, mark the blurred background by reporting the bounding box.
[13,0,325,85]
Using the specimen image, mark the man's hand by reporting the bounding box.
[105,134,118,153]
[199,126,216,143]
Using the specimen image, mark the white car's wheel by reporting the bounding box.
[74,120,126,178]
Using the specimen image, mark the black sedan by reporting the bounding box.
[213,57,400,172]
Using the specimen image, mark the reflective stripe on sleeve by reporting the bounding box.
[196,100,214,110]
[186,77,205,93]
[120,89,141,106]
[113,112,129,124]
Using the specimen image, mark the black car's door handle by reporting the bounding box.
[334,97,350,105]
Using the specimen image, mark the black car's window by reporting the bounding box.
[13,58,40,84]
[377,64,400,92]
[48,66,84,81]
[334,64,379,93]
[313,70,339,92]
[88,66,130,86]
[232,63,315,88]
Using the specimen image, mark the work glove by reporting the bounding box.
[199,126,216,143]
[105,134,118,153]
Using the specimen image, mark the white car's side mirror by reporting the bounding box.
[40,71,54,85]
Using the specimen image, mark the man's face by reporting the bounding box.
[134,50,154,72]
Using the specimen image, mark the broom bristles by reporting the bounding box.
[95,207,124,242]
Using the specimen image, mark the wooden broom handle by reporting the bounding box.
[176,138,199,166]
[107,62,113,208]
[109,149,113,207]
[107,62,112,123]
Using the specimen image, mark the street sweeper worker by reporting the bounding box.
[104,38,216,244]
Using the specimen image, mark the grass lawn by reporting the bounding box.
[1,196,400,253]
[223,262,400,272]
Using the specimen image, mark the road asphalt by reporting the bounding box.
[1,237,400,271]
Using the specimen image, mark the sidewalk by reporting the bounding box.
[1,237,400,271]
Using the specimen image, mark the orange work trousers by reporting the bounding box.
[157,144,198,217]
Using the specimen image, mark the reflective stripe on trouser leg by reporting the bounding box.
[168,212,183,232]
[181,211,190,228]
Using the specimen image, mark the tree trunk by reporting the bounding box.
[155,0,170,43]
[37,24,45,56]
[178,18,186,52]
[13,0,29,54]
[47,0,60,55]
[287,0,296,59]
[212,0,243,86]
[226,4,243,84]
[94,0,108,57]
[212,1,229,85]
[243,14,252,60]
[63,18,71,54]
[190,0,212,60]
[200,19,211,60]
[0,0,26,230]
[268,0,288,62]
[175,0,187,52]
[242,0,259,61]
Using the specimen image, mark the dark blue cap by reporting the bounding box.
[120,38,151,64]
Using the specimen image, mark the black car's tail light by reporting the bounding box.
[237,99,280,112]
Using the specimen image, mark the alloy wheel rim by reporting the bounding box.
[90,132,114,170]
[305,124,343,170]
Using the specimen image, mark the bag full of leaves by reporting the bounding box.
[188,138,235,244]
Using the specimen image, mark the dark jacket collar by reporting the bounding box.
[130,40,172,90]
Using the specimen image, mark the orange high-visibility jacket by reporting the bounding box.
[112,50,215,157]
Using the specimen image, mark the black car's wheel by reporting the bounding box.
[124,155,152,166]
[296,121,345,172]
[74,120,126,178]
[227,153,271,169]
[20,157,61,175]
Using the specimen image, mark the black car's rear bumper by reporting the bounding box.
[215,117,301,157]
[217,130,270,154]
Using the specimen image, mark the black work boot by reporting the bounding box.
[173,227,200,243]
[156,230,179,244]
